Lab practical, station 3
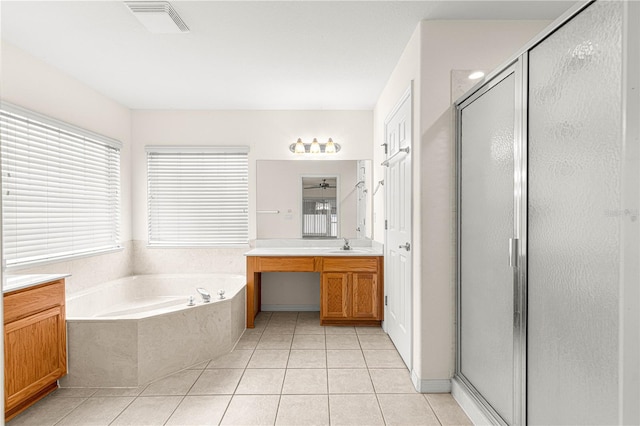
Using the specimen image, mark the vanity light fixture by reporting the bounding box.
[310,138,321,154]
[289,138,341,154]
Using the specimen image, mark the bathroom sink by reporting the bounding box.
[326,249,374,254]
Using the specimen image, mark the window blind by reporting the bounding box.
[1,102,121,268]
[146,146,249,246]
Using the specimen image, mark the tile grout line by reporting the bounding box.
[361,329,389,426]
[161,365,210,426]
[422,393,445,426]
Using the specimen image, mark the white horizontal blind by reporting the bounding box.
[147,147,249,246]
[1,103,121,268]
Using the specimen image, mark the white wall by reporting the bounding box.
[130,110,372,276]
[373,20,550,390]
[1,42,133,294]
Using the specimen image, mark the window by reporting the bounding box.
[146,146,249,246]
[1,102,121,268]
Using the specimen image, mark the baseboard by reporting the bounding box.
[410,370,451,393]
[261,304,320,312]
[451,377,493,425]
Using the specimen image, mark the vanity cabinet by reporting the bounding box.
[4,279,67,421]
[320,257,382,326]
[246,254,383,327]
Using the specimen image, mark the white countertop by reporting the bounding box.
[245,247,383,257]
[4,274,70,294]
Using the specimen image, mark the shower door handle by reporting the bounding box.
[509,238,519,268]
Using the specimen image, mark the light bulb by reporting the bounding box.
[310,138,321,154]
[468,71,485,80]
[294,138,306,154]
[325,138,336,154]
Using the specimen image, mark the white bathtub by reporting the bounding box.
[61,274,246,387]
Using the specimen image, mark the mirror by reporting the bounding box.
[256,160,371,239]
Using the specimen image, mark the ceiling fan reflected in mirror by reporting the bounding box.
[304,178,337,190]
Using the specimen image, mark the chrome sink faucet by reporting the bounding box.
[196,288,211,303]
[342,238,351,251]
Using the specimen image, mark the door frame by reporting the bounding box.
[383,83,413,370]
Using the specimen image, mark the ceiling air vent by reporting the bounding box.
[125,1,189,33]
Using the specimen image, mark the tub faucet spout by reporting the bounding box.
[196,288,211,303]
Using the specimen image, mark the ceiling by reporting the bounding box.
[1,1,576,110]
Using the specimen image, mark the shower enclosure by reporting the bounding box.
[455,1,639,424]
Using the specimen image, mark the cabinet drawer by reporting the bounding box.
[323,257,378,272]
[4,280,65,324]
[257,257,317,272]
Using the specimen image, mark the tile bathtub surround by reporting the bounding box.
[8,312,472,426]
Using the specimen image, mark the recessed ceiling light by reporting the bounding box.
[125,1,189,34]
[468,71,485,80]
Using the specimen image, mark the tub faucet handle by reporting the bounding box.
[196,288,211,303]
[217,289,226,300]
[187,296,195,306]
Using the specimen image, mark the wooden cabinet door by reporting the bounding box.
[321,273,350,319]
[351,273,379,319]
[5,306,66,412]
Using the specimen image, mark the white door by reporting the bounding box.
[384,87,412,369]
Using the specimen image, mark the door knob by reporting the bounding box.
[399,242,411,251]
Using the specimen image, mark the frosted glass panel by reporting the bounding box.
[459,72,515,424]
[528,2,622,424]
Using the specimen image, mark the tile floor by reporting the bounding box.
[8,311,472,426]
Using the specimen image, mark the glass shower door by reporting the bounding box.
[457,67,518,424]
[527,1,623,424]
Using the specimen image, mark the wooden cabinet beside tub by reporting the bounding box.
[246,255,384,327]
[4,279,67,421]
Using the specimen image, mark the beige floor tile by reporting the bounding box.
[276,395,330,426]
[355,326,385,335]
[110,396,181,425]
[294,324,326,334]
[7,395,86,426]
[282,369,328,394]
[247,349,290,368]
[57,397,134,426]
[292,334,326,349]
[297,311,320,320]
[326,334,360,349]
[187,360,210,370]
[425,393,473,426]
[235,333,261,350]
[235,368,286,394]
[141,369,201,396]
[242,328,265,337]
[357,334,395,349]
[271,312,299,321]
[52,388,98,398]
[328,394,384,425]
[324,326,356,335]
[92,387,146,397]
[287,350,327,368]
[328,369,374,394]
[363,349,407,368]
[378,394,440,425]
[209,349,254,369]
[369,369,416,393]
[326,350,366,368]
[263,323,297,334]
[165,395,231,426]
[220,395,280,426]
[255,311,273,320]
[189,369,244,395]
[257,333,293,349]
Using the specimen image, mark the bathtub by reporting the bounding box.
[61,274,246,388]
